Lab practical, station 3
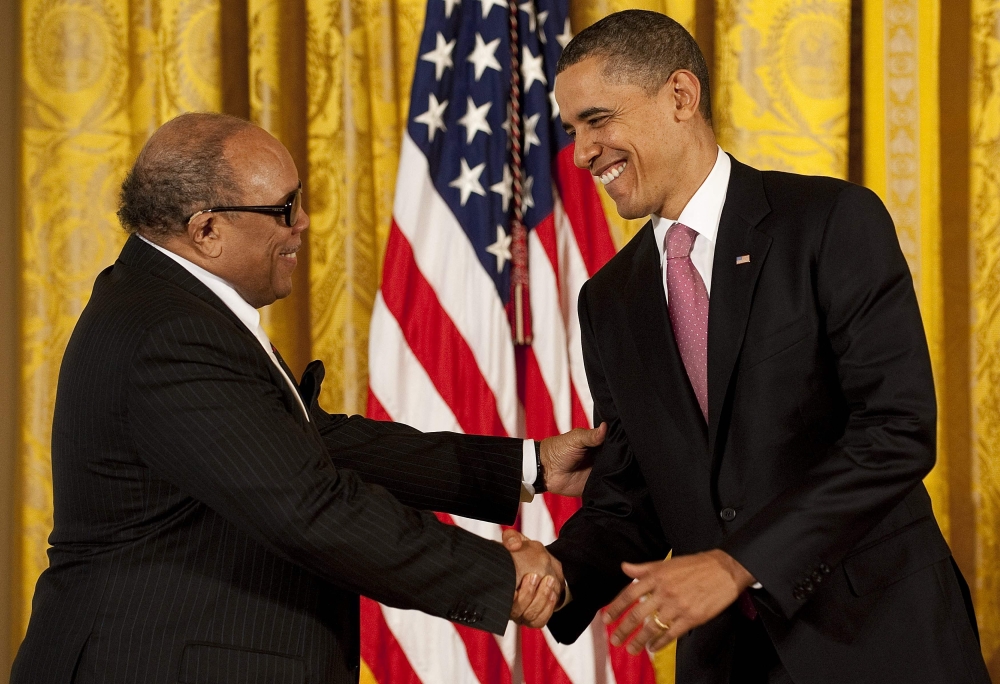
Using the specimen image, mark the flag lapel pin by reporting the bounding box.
[736,254,751,265]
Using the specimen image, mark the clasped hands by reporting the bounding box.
[505,528,564,627]
[503,423,607,627]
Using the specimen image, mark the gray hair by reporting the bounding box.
[557,10,712,124]
[117,112,253,239]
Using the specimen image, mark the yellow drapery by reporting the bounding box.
[715,0,851,177]
[970,0,1000,667]
[863,0,946,533]
[17,0,226,634]
[11,0,1000,679]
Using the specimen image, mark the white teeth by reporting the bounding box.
[598,161,627,186]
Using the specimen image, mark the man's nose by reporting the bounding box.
[572,136,599,171]
[293,210,310,234]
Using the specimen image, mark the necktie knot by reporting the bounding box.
[666,222,697,259]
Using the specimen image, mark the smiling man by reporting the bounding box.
[10,112,603,683]
[536,9,991,684]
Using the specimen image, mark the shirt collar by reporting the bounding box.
[652,147,731,263]
[137,234,265,342]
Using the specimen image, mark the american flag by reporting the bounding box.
[364,0,656,679]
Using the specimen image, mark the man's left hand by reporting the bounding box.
[538,423,607,497]
[604,550,756,654]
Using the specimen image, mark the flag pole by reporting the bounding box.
[506,0,532,345]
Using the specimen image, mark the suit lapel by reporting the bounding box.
[624,223,708,456]
[119,235,250,333]
[707,157,772,456]
[119,235,314,431]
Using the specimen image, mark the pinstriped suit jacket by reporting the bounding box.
[12,235,525,684]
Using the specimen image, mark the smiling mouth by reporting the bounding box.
[279,245,300,259]
[596,161,627,186]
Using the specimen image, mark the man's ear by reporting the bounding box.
[187,212,224,258]
[668,69,702,122]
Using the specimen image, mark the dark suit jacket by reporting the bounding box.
[12,235,525,684]
[547,157,990,684]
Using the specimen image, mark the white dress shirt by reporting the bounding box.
[652,147,731,303]
[138,235,542,492]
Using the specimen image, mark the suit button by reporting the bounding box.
[792,587,805,601]
[720,508,737,522]
[819,563,831,574]
[811,570,823,583]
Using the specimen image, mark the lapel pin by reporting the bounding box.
[736,254,751,265]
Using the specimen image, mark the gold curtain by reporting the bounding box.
[970,0,1000,668]
[303,0,427,414]
[12,0,1000,679]
[863,0,945,530]
[715,0,851,177]
[17,0,228,632]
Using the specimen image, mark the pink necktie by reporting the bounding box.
[666,224,759,621]
[665,223,709,421]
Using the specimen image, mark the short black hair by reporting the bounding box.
[117,112,253,239]
[557,10,712,124]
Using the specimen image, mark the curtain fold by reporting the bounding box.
[863,0,947,530]
[17,0,226,636]
[249,0,313,372]
[969,0,1000,668]
[304,0,425,414]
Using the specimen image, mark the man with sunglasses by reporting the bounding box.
[11,112,598,683]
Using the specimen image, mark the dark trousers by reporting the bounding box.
[729,617,794,684]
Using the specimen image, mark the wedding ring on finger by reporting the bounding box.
[650,611,670,632]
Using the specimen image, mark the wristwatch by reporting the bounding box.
[534,441,546,493]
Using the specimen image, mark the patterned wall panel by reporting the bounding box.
[715,0,850,177]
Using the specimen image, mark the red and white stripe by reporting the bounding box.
[366,133,655,684]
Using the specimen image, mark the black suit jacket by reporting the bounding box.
[547,157,990,684]
[12,235,525,684]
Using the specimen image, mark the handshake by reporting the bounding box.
[498,423,608,628]
[490,423,607,628]
[505,527,564,628]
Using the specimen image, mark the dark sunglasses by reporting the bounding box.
[187,182,303,227]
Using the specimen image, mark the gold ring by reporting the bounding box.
[651,612,670,632]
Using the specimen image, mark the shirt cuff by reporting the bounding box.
[521,439,538,498]
[751,582,763,590]
[556,581,572,611]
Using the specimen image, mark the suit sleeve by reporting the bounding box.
[719,184,937,620]
[546,281,671,644]
[128,316,515,634]
[302,376,523,525]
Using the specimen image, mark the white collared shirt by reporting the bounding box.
[652,147,731,303]
[137,234,311,421]
[138,235,543,492]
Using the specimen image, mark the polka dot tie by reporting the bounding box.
[665,223,709,421]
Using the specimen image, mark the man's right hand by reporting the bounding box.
[506,529,563,628]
